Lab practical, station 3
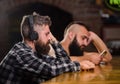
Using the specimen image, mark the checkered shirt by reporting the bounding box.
[0,42,80,84]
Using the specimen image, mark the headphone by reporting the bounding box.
[28,15,38,41]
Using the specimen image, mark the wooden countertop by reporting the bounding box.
[42,56,120,84]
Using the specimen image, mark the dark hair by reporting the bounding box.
[64,21,90,36]
[20,12,52,40]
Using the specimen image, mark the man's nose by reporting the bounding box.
[47,36,50,41]
[48,36,51,40]
[48,36,52,43]
[84,40,88,46]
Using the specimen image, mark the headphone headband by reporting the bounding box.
[28,15,38,41]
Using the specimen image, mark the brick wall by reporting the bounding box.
[0,0,102,61]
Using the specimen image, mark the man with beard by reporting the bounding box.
[68,35,84,56]
[60,21,112,65]
[0,13,95,84]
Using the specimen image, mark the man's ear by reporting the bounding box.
[68,32,75,41]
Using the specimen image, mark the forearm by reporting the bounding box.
[91,32,112,62]
[70,56,89,62]
[51,42,70,59]
[16,54,80,78]
[50,61,80,76]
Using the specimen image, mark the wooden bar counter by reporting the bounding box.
[42,56,120,84]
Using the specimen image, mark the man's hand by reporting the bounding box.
[87,31,95,44]
[49,32,58,43]
[84,52,102,65]
[79,60,95,70]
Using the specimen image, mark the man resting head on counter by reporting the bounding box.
[49,21,112,65]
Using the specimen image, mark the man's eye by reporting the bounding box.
[46,32,50,36]
[82,36,85,40]
[82,36,88,41]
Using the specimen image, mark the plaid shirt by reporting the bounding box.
[0,42,80,84]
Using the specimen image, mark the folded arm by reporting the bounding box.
[89,31,112,62]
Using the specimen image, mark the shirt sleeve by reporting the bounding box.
[51,42,70,59]
[14,49,80,80]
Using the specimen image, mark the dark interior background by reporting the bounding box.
[0,0,120,61]
[0,2,73,61]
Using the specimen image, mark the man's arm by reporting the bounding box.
[15,51,80,79]
[89,31,112,62]
[70,52,102,65]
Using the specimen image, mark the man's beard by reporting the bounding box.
[69,36,84,56]
[35,40,50,56]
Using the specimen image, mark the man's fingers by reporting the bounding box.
[80,61,95,70]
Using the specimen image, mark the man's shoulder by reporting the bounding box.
[11,42,32,55]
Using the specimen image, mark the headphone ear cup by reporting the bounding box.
[29,31,38,41]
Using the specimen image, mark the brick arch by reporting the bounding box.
[1,0,67,13]
[0,0,102,61]
[7,1,73,46]
[0,0,73,61]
